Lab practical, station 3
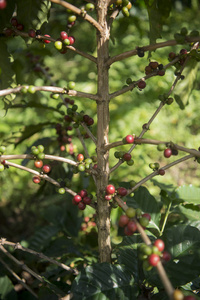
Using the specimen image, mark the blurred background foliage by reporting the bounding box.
[0,0,200,279]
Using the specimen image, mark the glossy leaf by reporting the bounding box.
[175,185,200,205]
[71,263,139,300]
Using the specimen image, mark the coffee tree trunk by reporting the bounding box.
[96,0,111,263]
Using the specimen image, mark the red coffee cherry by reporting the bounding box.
[127,220,137,233]
[77,153,84,162]
[119,215,129,227]
[34,160,43,168]
[0,0,7,9]
[123,153,132,161]
[154,239,165,252]
[164,148,172,158]
[42,164,51,174]
[78,189,87,198]
[73,195,82,204]
[162,251,171,262]
[78,202,86,210]
[124,135,134,144]
[148,254,160,266]
[137,80,146,89]
[117,187,128,197]
[32,176,41,184]
[106,184,115,195]
[43,34,51,44]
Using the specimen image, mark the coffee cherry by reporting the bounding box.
[68,36,75,45]
[78,164,85,172]
[148,254,160,266]
[0,164,5,172]
[32,176,41,184]
[158,169,165,176]
[0,0,7,9]
[77,154,84,162]
[78,189,87,198]
[124,226,133,236]
[34,160,43,168]
[154,239,165,252]
[42,164,51,174]
[106,184,115,195]
[83,196,92,205]
[164,148,172,158]
[124,135,134,144]
[142,213,151,221]
[139,216,149,228]
[28,29,36,38]
[37,152,45,160]
[137,48,145,57]
[11,17,18,26]
[72,195,82,205]
[54,40,63,50]
[68,81,76,89]
[60,31,68,40]
[168,52,176,61]
[58,187,65,194]
[38,145,44,153]
[78,202,86,210]
[28,85,36,94]
[126,207,136,218]
[137,80,146,89]
[122,6,129,17]
[127,220,137,233]
[140,244,152,256]
[149,61,159,69]
[119,215,129,227]
[43,34,51,44]
[105,194,112,201]
[173,290,184,300]
[117,187,127,197]
[85,3,95,11]
[123,153,132,161]
[157,143,166,151]
[162,251,171,262]
[16,24,24,31]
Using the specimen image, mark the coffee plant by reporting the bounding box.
[0,0,200,299]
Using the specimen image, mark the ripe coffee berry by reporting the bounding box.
[0,0,7,9]
[73,195,82,204]
[11,17,18,26]
[158,169,165,176]
[77,153,84,162]
[83,196,92,205]
[43,34,51,43]
[154,239,165,252]
[124,226,133,236]
[78,189,87,198]
[117,187,127,197]
[127,220,137,233]
[162,251,171,262]
[124,135,134,144]
[148,254,160,266]
[164,148,172,158]
[42,164,51,174]
[123,153,132,161]
[105,194,112,201]
[32,176,41,184]
[60,31,68,40]
[106,184,115,195]
[68,36,75,45]
[137,80,146,89]
[28,29,36,38]
[119,215,129,227]
[34,160,43,168]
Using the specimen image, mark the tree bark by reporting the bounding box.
[96,0,111,263]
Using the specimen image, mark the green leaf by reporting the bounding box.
[175,205,200,221]
[16,0,51,31]
[0,276,17,300]
[144,0,172,45]
[28,225,60,251]
[15,122,55,146]
[175,185,200,205]
[127,187,161,233]
[174,58,199,109]
[145,224,200,287]
[71,263,139,300]
[0,41,16,89]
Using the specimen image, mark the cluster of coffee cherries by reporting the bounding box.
[144,61,165,77]
[75,153,97,173]
[139,239,171,270]
[149,162,165,176]
[115,0,132,17]
[157,143,179,159]
[104,184,128,202]
[54,31,75,54]
[173,290,197,300]
[81,215,97,232]
[114,151,134,166]
[174,27,199,45]
[119,207,151,236]
[72,189,93,210]
[31,145,51,184]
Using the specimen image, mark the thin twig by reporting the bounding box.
[107,36,200,66]
[11,28,97,63]
[0,85,98,100]
[80,122,97,145]
[0,238,76,274]
[49,0,102,33]
[0,256,38,298]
